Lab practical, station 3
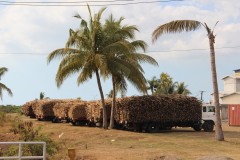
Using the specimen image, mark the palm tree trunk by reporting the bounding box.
[109,76,116,129]
[95,69,108,129]
[208,31,224,141]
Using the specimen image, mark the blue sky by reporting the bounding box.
[0,0,239,105]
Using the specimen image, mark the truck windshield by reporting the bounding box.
[208,106,215,112]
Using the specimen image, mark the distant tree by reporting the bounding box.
[107,90,114,98]
[40,92,45,100]
[0,67,13,100]
[147,76,159,94]
[175,82,191,95]
[155,73,176,95]
[152,20,224,141]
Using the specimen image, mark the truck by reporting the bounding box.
[112,95,215,132]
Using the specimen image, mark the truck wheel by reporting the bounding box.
[193,125,202,131]
[147,123,159,133]
[203,123,214,132]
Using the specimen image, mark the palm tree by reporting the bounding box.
[47,6,109,129]
[40,92,45,100]
[102,15,158,129]
[0,67,13,100]
[152,20,224,141]
[175,82,191,95]
[156,73,176,95]
[147,76,159,94]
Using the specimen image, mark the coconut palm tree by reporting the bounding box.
[102,15,158,129]
[175,82,191,95]
[155,73,176,95]
[47,6,109,129]
[152,20,224,141]
[0,67,13,100]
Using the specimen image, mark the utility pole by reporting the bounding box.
[200,91,205,101]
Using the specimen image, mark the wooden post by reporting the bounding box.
[68,148,76,160]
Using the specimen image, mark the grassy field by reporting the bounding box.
[1,114,240,160]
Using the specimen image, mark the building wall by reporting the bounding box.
[236,79,240,92]
[223,77,235,93]
[221,94,240,104]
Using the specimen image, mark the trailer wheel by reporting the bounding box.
[193,125,202,131]
[147,123,159,133]
[203,122,214,132]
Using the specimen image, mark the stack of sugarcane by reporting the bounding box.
[68,99,112,122]
[35,99,64,118]
[53,100,82,119]
[114,95,202,123]
[22,100,39,117]
[68,102,90,120]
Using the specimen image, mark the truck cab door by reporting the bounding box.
[202,106,215,121]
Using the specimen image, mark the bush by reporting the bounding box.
[0,105,22,113]
[4,118,59,160]
[0,110,6,126]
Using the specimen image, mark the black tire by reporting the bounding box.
[133,123,142,132]
[193,125,202,131]
[71,121,76,126]
[203,123,214,132]
[147,123,159,133]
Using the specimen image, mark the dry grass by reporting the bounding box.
[1,114,240,160]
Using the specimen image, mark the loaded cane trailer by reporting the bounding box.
[114,95,214,132]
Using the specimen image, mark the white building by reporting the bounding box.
[220,69,240,104]
[210,69,240,120]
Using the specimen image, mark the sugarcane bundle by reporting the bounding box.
[114,95,202,123]
[53,100,82,118]
[68,102,91,120]
[93,99,112,121]
[35,99,64,118]
[22,100,39,117]
[85,100,101,121]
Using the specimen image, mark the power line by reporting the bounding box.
[0,0,138,3]
[0,0,184,6]
[0,45,239,55]
[149,45,240,53]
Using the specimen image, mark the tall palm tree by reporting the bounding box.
[0,67,13,100]
[175,82,191,95]
[47,6,109,129]
[152,20,224,141]
[102,15,158,129]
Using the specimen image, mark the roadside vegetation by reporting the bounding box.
[0,115,59,160]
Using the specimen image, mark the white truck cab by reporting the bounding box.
[202,104,215,122]
[200,104,215,132]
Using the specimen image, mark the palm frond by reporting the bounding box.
[0,83,13,100]
[0,67,8,78]
[47,48,79,64]
[132,53,158,66]
[152,20,201,43]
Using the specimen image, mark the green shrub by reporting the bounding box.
[4,119,59,160]
[0,105,22,113]
[0,110,6,126]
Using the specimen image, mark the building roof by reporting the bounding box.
[220,92,240,98]
[222,75,240,80]
[234,69,240,73]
